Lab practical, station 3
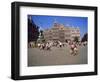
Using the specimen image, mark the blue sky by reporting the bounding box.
[28,15,88,38]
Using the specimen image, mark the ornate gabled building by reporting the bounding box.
[43,22,80,42]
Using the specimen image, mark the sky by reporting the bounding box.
[29,15,88,38]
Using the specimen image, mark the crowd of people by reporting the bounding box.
[69,41,78,56]
[28,40,87,56]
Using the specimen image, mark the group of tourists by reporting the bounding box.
[69,41,78,56]
[37,41,65,50]
[38,42,52,50]
[28,40,87,56]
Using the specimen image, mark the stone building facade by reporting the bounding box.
[43,22,80,42]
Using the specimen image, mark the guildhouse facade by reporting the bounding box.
[43,22,80,42]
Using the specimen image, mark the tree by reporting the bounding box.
[74,36,79,42]
[28,16,39,43]
[81,33,88,42]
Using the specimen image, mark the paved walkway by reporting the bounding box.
[28,45,87,66]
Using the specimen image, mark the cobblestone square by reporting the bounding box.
[28,45,87,66]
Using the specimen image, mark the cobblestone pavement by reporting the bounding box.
[28,45,87,66]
